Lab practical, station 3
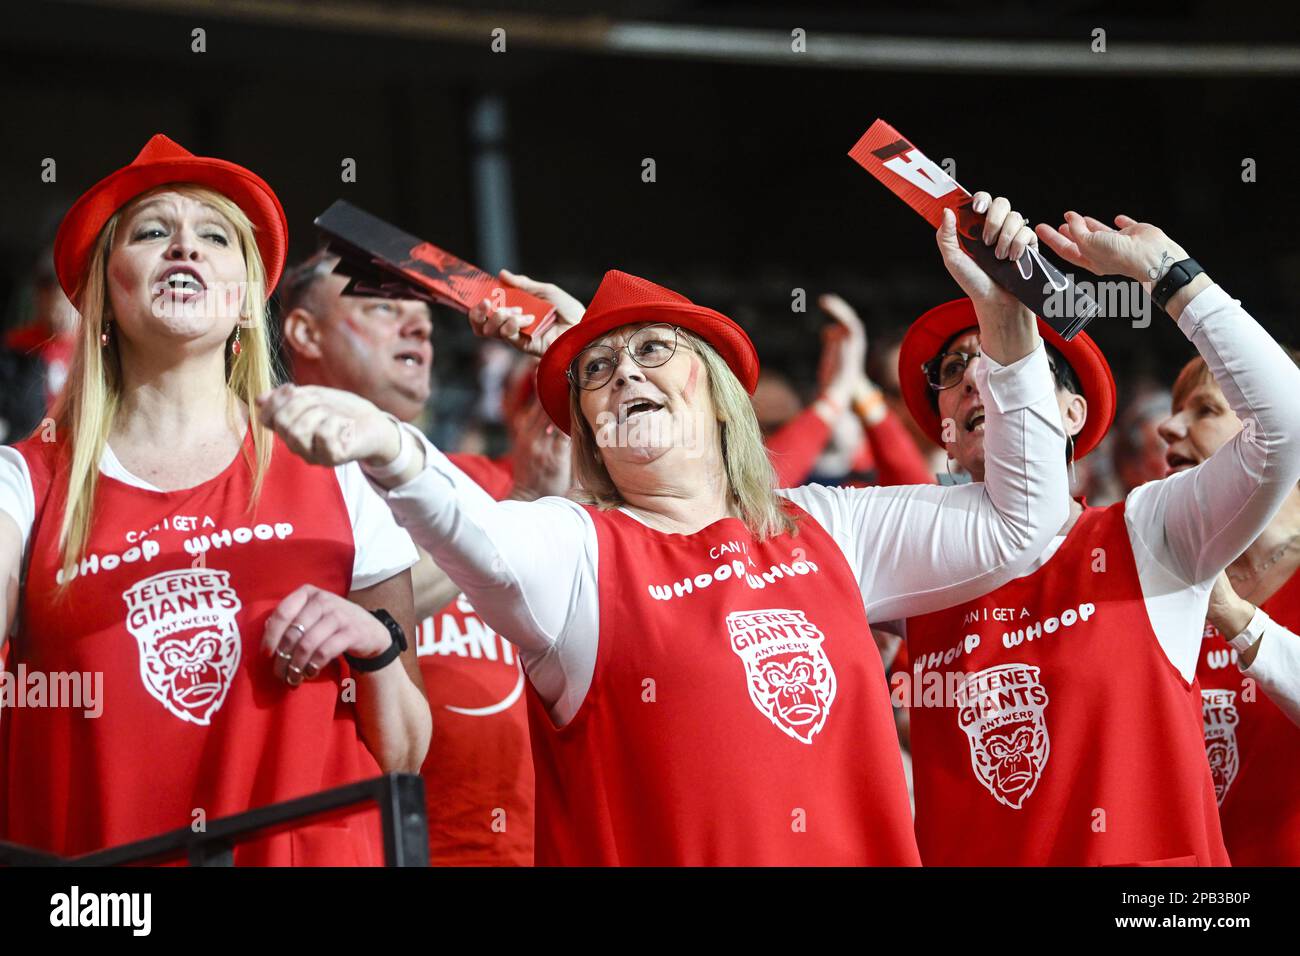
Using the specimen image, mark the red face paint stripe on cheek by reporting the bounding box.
[684,357,699,400]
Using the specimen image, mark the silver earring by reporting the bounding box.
[1067,433,1077,487]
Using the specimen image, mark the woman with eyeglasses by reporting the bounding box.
[255,192,1070,865]
[883,205,1300,866]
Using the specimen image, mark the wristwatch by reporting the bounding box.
[1227,606,1269,654]
[345,609,408,673]
[1151,258,1205,312]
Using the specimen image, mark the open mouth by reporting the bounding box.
[1165,451,1197,474]
[965,407,985,433]
[152,266,207,300]
[619,398,665,423]
[394,349,427,370]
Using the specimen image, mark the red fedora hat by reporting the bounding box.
[537,270,760,434]
[53,133,288,304]
[898,298,1116,460]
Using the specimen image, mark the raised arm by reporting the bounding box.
[788,345,1066,621]
[1038,212,1300,584]
[862,411,935,486]
[786,193,1068,621]
[766,405,831,487]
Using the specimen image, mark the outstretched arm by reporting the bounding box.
[785,192,1069,621]
[256,385,590,661]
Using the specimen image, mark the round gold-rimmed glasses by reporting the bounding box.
[567,323,682,391]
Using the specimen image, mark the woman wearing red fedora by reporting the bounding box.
[888,205,1300,865]
[1158,350,1300,864]
[257,193,1070,865]
[0,134,430,865]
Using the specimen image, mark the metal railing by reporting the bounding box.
[0,772,428,867]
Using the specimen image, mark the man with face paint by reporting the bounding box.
[1159,350,1300,864]
[890,203,1300,865]
[279,253,574,865]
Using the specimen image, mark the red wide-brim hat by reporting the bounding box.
[898,298,1116,460]
[537,270,760,434]
[53,133,288,304]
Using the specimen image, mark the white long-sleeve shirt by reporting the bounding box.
[881,283,1300,705]
[1240,613,1300,727]
[369,340,1068,725]
[373,283,1300,728]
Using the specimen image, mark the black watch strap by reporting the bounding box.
[1151,257,1204,312]
[346,609,408,673]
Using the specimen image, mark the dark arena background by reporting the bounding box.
[3,1,1298,460]
[1,0,1298,940]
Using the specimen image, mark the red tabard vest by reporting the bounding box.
[1197,570,1300,864]
[0,432,385,865]
[526,502,920,866]
[417,454,533,866]
[904,502,1230,866]
[416,596,533,865]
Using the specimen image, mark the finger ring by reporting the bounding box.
[276,648,292,660]
[289,623,307,638]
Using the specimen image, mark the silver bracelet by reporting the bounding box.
[362,414,413,481]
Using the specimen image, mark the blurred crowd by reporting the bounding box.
[0,235,1176,507]
[0,192,1181,510]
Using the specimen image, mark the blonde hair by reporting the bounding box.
[50,183,277,586]
[568,326,798,540]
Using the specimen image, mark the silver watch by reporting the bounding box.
[1228,607,1269,654]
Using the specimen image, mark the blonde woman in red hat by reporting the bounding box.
[886,206,1300,866]
[1159,350,1300,864]
[0,135,430,865]
[257,192,1068,866]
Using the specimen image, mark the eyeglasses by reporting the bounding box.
[924,343,1057,391]
[567,323,681,391]
[923,349,982,391]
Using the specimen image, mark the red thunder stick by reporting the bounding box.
[848,119,1099,340]
[315,201,557,338]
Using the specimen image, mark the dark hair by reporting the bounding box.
[276,249,338,317]
[924,327,1081,413]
